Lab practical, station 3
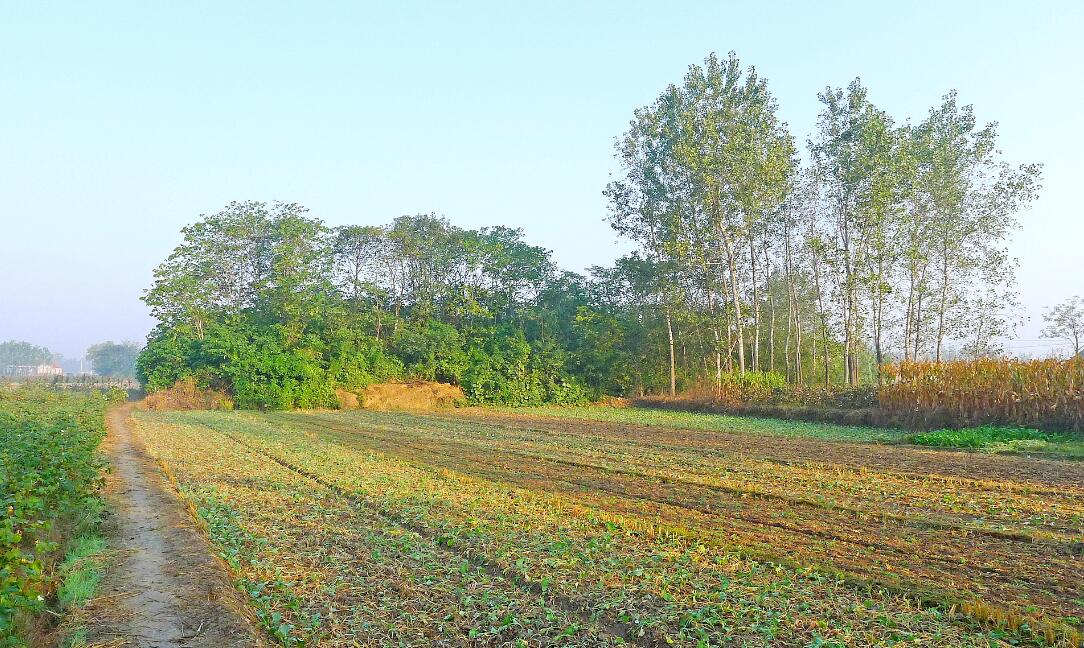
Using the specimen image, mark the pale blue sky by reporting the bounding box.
[2,1,1081,358]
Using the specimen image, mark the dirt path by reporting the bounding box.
[80,405,265,647]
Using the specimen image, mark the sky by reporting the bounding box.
[2,1,1082,359]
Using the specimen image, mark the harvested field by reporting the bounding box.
[130,407,1084,647]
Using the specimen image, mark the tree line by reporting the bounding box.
[139,206,604,407]
[138,52,1042,406]
[606,53,1040,392]
[0,340,139,378]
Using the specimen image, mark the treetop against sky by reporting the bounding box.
[1,1,1080,357]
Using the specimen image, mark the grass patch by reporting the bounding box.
[495,405,907,443]
[57,535,107,610]
[909,426,1084,457]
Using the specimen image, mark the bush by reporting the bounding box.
[389,320,468,384]
[460,329,588,406]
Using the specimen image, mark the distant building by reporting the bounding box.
[2,363,63,377]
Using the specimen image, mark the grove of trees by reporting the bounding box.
[85,341,141,379]
[605,53,1040,391]
[138,52,1042,407]
[139,204,600,408]
[0,340,53,369]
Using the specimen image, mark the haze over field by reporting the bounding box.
[2,1,1081,358]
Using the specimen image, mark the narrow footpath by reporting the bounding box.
[80,405,264,647]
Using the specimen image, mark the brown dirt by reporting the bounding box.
[142,379,232,411]
[359,381,465,410]
[79,405,265,647]
[448,409,1084,486]
[274,409,1084,632]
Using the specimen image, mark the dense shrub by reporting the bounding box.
[139,316,590,409]
[460,329,588,406]
[389,320,468,384]
[881,359,1084,432]
[0,389,107,643]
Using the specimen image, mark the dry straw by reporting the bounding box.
[880,358,1084,432]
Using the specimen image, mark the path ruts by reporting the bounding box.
[80,405,265,647]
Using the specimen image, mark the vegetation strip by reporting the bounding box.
[0,387,117,646]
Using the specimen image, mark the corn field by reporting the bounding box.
[880,359,1084,432]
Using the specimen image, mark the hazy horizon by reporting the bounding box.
[3,1,1082,360]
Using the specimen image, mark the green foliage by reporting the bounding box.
[56,536,107,610]
[461,328,588,406]
[140,205,593,408]
[390,320,468,383]
[85,341,141,379]
[0,342,52,369]
[136,333,195,392]
[909,426,1070,449]
[0,389,107,644]
[325,334,402,390]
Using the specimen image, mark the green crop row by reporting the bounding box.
[0,387,114,645]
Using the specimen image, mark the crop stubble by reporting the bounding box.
[132,408,1084,647]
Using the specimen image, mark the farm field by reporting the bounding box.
[0,388,111,644]
[490,406,907,442]
[131,407,1084,647]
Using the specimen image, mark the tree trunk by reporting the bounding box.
[748,234,760,372]
[723,234,746,374]
[768,293,777,374]
[936,239,950,363]
[666,308,677,396]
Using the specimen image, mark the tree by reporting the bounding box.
[808,78,924,384]
[910,93,1040,361]
[0,340,52,368]
[607,52,796,387]
[86,341,142,378]
[1041,296,1084,357]
[137,54,1045,407]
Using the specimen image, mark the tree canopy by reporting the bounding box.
[0,341,53,368]
[86,341,141,378]
[138,52,1041,408]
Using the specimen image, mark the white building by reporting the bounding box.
[2,364,63,377]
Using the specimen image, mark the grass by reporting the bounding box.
[132,408,1084,647]
[57,535,107,610]
[493,404,908,442]
[909,425,1084,457]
